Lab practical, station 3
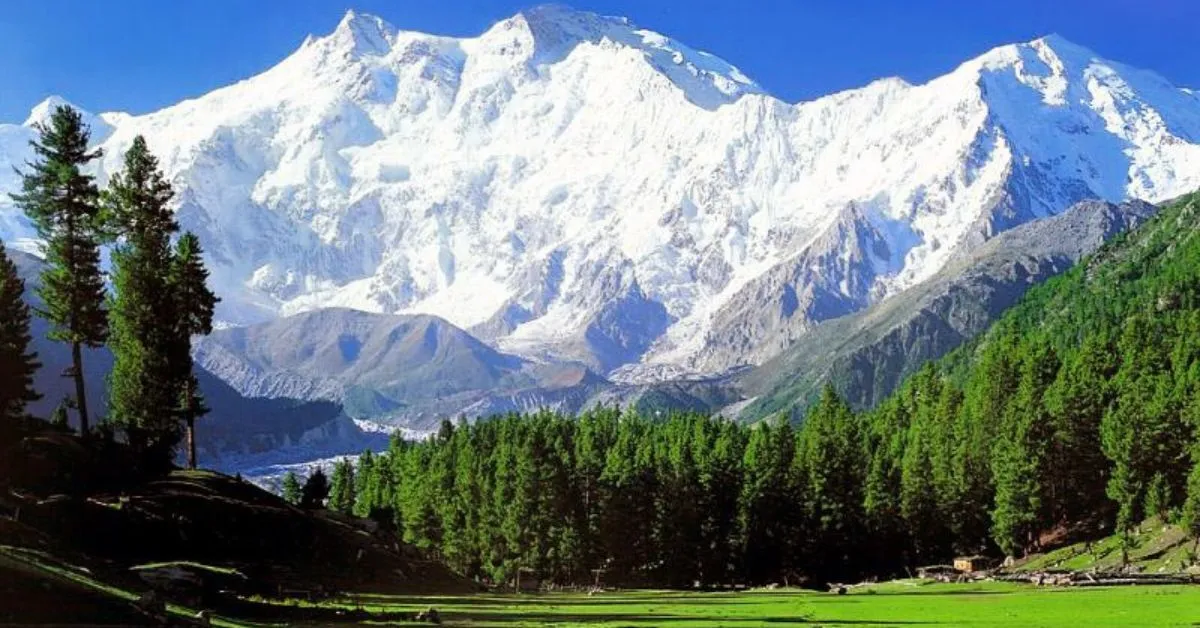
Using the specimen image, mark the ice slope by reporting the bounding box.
[2,9,1199,376]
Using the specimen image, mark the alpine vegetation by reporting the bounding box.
[8,105,218,469]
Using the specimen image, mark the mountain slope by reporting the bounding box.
[3,10,1199,377]
[735,198,1158,419]
[848,190,1200,558]
[193,307,608,429]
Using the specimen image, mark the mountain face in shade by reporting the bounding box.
[192,306,608,429]
[2,7,1199,381]
[734,198,1159,421]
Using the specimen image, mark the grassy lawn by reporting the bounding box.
[306,581,1200,627]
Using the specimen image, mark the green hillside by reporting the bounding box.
[854,190,1200,565]
[1014,517,1199,575]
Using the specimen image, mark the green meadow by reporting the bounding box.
[295,581,1200,627]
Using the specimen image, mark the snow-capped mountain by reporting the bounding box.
[2,5,1200,377]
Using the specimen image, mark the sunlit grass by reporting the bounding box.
[255,582,1200,627]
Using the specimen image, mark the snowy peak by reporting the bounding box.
[24,95,76,127]
[2,14,1200,383]
[327,9,398,57]
[22,96,119,146]
[473,4,762,108]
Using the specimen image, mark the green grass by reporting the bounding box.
[263,582,1200,627]
[0,545,248,627]
[1017,518,1199,574]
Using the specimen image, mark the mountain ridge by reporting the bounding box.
[2,7,1199,381]
[735,197,1158,420]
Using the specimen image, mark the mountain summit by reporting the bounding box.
[1,9,1199,377]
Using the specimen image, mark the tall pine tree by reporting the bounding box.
[168,232,218,469]
[104,136,180,465]
[329,458,358,514]
[11,105,106,436]
[0,241,41,426]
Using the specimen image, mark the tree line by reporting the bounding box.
[0,105,217,470]
[290,192,1200,588]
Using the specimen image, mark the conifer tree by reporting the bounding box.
[796,386,864,581]
[0,241,40,425]
[301,467,331,509]
[990,344,1058,557]
[900,422,941,561]
[104,136,180,465]
[50,398,72,432]
[1182,397,1200,549]
[168,232,218,469]
[329,457,357,514]
[281,470,302,506]
[353,449,376,517]
[738,419,796,583]
[1043,336,1115,522]
[10,105,106,436]
[1103,317,1180,563]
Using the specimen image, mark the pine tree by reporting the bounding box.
[353,449,376,518]
[1183,397,1200,549]
[1103,317,1180,563]
[104,136,180,466]
[10,105,106,436]
[0,241,40,425]
[738,419,796,583]
[281,471,302,506]
[900,421,940,561]
[50,398,71,432]
[329,458,357,514]
[301,467,331,509]
[796,386,865,582]
[990,343,1058,557]
[1043,336,1115,523]
[167,232,218,469]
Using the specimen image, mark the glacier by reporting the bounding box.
[2,7,1199,378]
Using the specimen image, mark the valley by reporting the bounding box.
[4,3,1200,625]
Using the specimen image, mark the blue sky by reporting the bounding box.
[2,0,1198,122]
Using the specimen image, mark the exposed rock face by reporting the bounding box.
[737,198,1158,420]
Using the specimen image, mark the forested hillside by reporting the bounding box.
[870,190,1200,559]
[330,192,1200,587]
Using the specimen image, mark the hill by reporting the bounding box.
[0,424,473,623]
[847,189,1200,565]
[194,307,609,430]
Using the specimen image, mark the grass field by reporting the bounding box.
[299,581,1200,627]
[8,541,1200,626]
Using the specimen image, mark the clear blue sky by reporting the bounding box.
[2,0,1198,122]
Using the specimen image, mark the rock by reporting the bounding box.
[134,590,167,617]
[415,607,441,624]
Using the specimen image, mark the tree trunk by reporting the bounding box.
[72,341,89,438]
[187,416,196,470]
[185,374,197,469]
